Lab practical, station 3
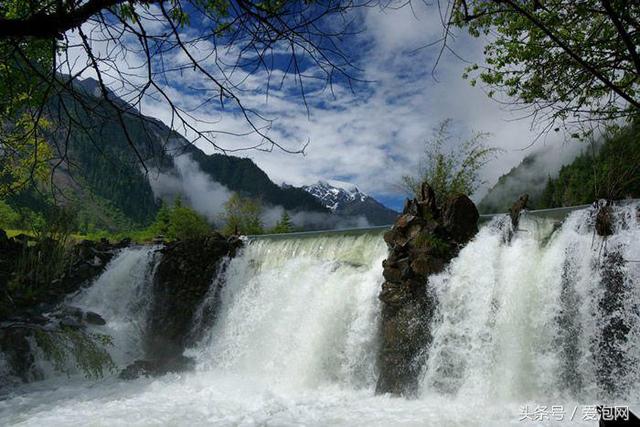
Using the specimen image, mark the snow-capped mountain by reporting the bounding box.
[302,180,398,225]
[303,180,367,211]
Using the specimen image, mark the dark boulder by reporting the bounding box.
[118,355,195,380]
[596,203,614,237]
[0,326,39,383]
[509,194,529,228]
[146,233,242,360]
[376,184,479,396]
[597,251,630,395]
[442,195,479,243]
[84,311,106,325]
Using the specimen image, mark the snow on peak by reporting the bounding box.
[303,180,368,211]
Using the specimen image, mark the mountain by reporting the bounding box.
[478,143,588,214]
[537,123,640,208]
[9,77,328,232]
[303,181,398,225]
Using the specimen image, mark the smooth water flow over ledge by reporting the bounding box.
[248,202,604,240]
[1,203,640,426]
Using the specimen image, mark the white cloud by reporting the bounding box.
[62,2,577,208]
[148,154,232,222]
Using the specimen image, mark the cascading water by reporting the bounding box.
[422,205,640,406]
[1,204,639,426]
[70,246,161,367]
[190,233,386,390]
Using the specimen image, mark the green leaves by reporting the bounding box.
[148,199,212,240]
[400,119,500,204]
[453,0,640,126]
[220,193,264,235]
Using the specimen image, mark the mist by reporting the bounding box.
[261,205,371,231]
[148,155,233,222]
[148,154,371,231]
[479,140,596,211]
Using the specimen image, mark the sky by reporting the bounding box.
[63,1,584,211]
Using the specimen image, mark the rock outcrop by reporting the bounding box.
[376,184,479,396]
[595,201,614,237]
[145,233,242,362]
[0,233,128,384]
[509,193,529,229]
[118,355,195,380]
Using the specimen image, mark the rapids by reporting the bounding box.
[1,205,640,426]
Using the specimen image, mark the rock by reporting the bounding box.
[376,182,479,396]
[118,355,195,380]
[146,233,243,360]
[596,203,613,236]
[442,195,479,243]
[410,255,442,276]
[395,214,416,229]
[59,317,83,329]
[509,194,529,228]
[379,282,410,306]
[84,311,106,325]
[0,327,38,383]
[420,182,439,217]
[382,266,403,283]
[597,251,629,395]
[13,234,33,245]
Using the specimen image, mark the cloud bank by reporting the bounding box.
[64,2,579,211]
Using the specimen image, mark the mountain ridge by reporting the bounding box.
[303,181,398,225]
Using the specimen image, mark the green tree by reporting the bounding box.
[401,119,500,205]
[0,1,54,196]
[453,1,640,129]
[271,211,294,234]
[166,199,211,240]
[0,0,358,194]
[0,200,19,229]
[221,193,264,235]
[151,201,172,236]
[538,122,640,207]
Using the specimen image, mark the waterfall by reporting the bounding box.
[423,205,640,404]
[2,204,640,426]
[190,233,386,390]
[70,246,161,367]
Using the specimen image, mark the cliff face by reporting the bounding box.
[145,233,243,361]
[0,230,244,384]
[376,184,479,396]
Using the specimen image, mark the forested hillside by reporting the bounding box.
[538,123,640,208]
[3,77,326,232]
[479,123,640,212]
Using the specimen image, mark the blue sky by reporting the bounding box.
[65,1,583,212]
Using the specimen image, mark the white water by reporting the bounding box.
[71,246,161,367]
[2,206,640,426]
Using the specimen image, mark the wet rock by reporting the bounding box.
[379,282,410,306]
[376,183,479,396]
[596,203,614,236]
[146,233,242,360]
[597,251,630,395]
[396,214,416,229]
[84,311,106,326]
[118,238,132,248]
[0,327,38,383]
[442,195,479,243]
[118,355,195,380]
[509,194,529,228]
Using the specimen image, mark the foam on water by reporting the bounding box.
[1,205,640,426]
[71,246,161,367]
